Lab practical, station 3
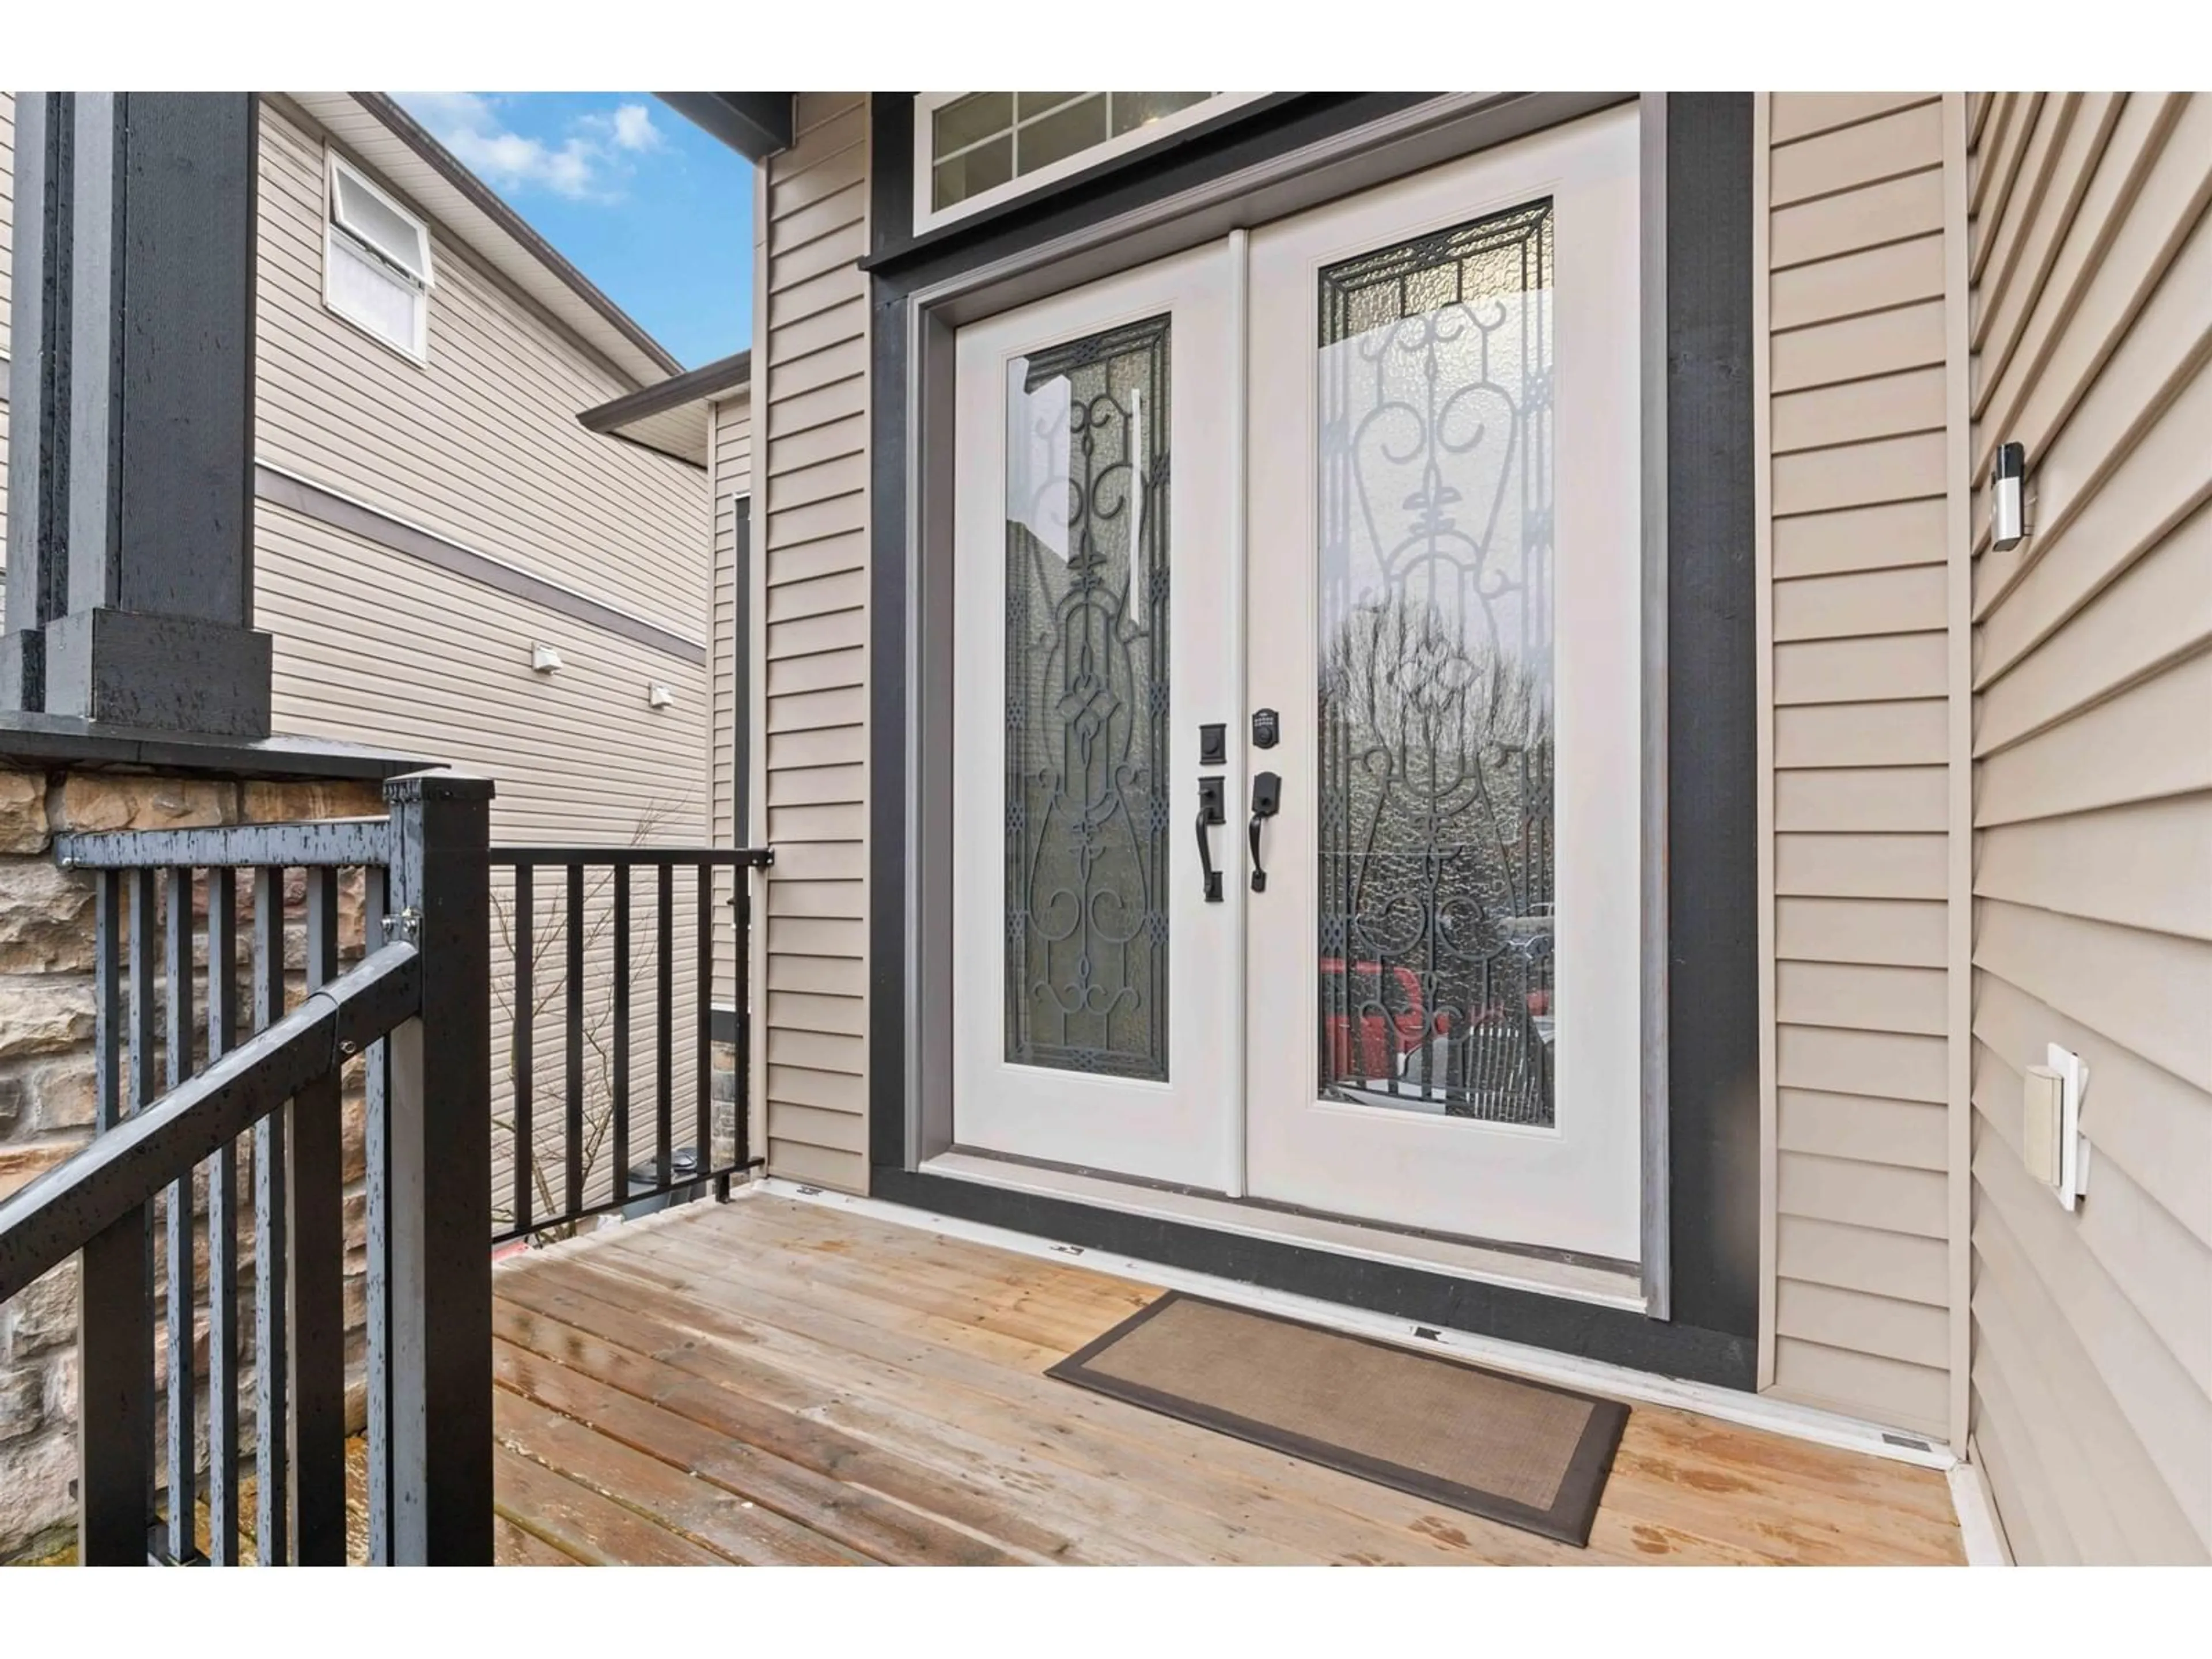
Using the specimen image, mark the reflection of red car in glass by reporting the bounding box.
[1323,957,1552,1086]
[1321,959,1424,1081]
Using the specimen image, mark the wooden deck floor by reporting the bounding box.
[487,1194,1965,1566]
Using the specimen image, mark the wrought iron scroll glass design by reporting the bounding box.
[1315,200,1556,1126]
[1003,315,1172,1080]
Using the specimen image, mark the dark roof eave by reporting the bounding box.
[657,93,796,161]
[578,348,752,434]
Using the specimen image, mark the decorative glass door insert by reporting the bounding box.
[1316,201,1558,1125]
[1003,316,1173,1080]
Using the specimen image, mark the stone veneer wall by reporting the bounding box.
[0,763,385,1560]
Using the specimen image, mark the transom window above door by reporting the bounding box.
[915,92,1262,230]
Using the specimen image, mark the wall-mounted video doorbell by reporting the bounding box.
[1991,441,2028,552]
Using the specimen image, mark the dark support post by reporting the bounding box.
[1,92,70,707]
[379,772,494,1565]
[0,92,272,736]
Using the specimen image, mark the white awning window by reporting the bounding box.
[324,153,434,359]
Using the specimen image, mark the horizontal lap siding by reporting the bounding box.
[759,95,870,1192]
[250,99,709,841]
[255,103,706,642]
[252,99,717,1218]
[1759,93,1959,1440]
[259,505,711,1219]
[1965,90,2212,1565]
[711,393,753,999]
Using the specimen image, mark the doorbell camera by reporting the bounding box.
[1991,441,2028,552]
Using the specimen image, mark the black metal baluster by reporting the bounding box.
[511,866,533,1234]
[656,862,673,1189]
[612,865,630,1202]
[252,868,288,1566]
[131,869,159,1546]
[696,862,712,1185]
[204,867,242,1565]
[734,876,752,1172]
[362,864,391,1566]
[78,869,154,1566]
[565,862,584,1218]
[289,868,346,1565]
[163,867,198,1563]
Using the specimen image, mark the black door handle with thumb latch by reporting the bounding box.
[1195,776,1226,903]
[1248,771,1281,893]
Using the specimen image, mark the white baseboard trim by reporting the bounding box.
[1948,1454,2014,1566]
[756,1176,1959,1475]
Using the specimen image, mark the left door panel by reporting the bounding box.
[951,244,1241,1188]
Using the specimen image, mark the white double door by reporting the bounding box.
[951,108,1644,1260]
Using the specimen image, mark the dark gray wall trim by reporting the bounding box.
[873,1168,1754,1387]
[732,496,753,842]
[1660,94,1760,1340]
[254,465,706,666]
[866,93,1760,1371]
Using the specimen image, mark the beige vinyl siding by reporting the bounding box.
[259,502,712,1215]
[1757,93,1963,1441]
[710,389,753,999]
[255,101,704,643]
[756,93,871,1193]
[1964,90,2212,1566]
[251,96,716,1216]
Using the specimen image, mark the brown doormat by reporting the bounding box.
[1048,1292,1628,1547]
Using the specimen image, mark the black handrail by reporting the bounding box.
[0,942,419,1299]
[0,772,497,1566]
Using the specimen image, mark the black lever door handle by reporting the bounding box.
[1195,776,1226,903]
[1248,771,1281,893]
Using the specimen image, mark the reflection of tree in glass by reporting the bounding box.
[1319,590,1555,1123]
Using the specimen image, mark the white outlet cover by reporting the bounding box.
[2046,1042,2090,1210]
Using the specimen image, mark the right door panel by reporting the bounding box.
[1243,107,1646,1261]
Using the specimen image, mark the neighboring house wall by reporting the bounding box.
[710,388,753,997]
[755,93,872,1192]
[248,97,717,1210]
[1753,93,1964,1441]
[1962,90,2211,1566]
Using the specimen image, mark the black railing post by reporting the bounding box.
[377,772,494,1566]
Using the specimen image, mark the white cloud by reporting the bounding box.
[609,104,664,153]
[396,92,667,203]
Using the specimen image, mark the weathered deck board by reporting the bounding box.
[490,1194,1966,1566]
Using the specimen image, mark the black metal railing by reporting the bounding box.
[487,846,772,1244]
[0,775,495,1566]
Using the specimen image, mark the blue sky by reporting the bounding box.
[395,92,752,370]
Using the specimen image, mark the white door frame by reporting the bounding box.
[892,94,1671,1315]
